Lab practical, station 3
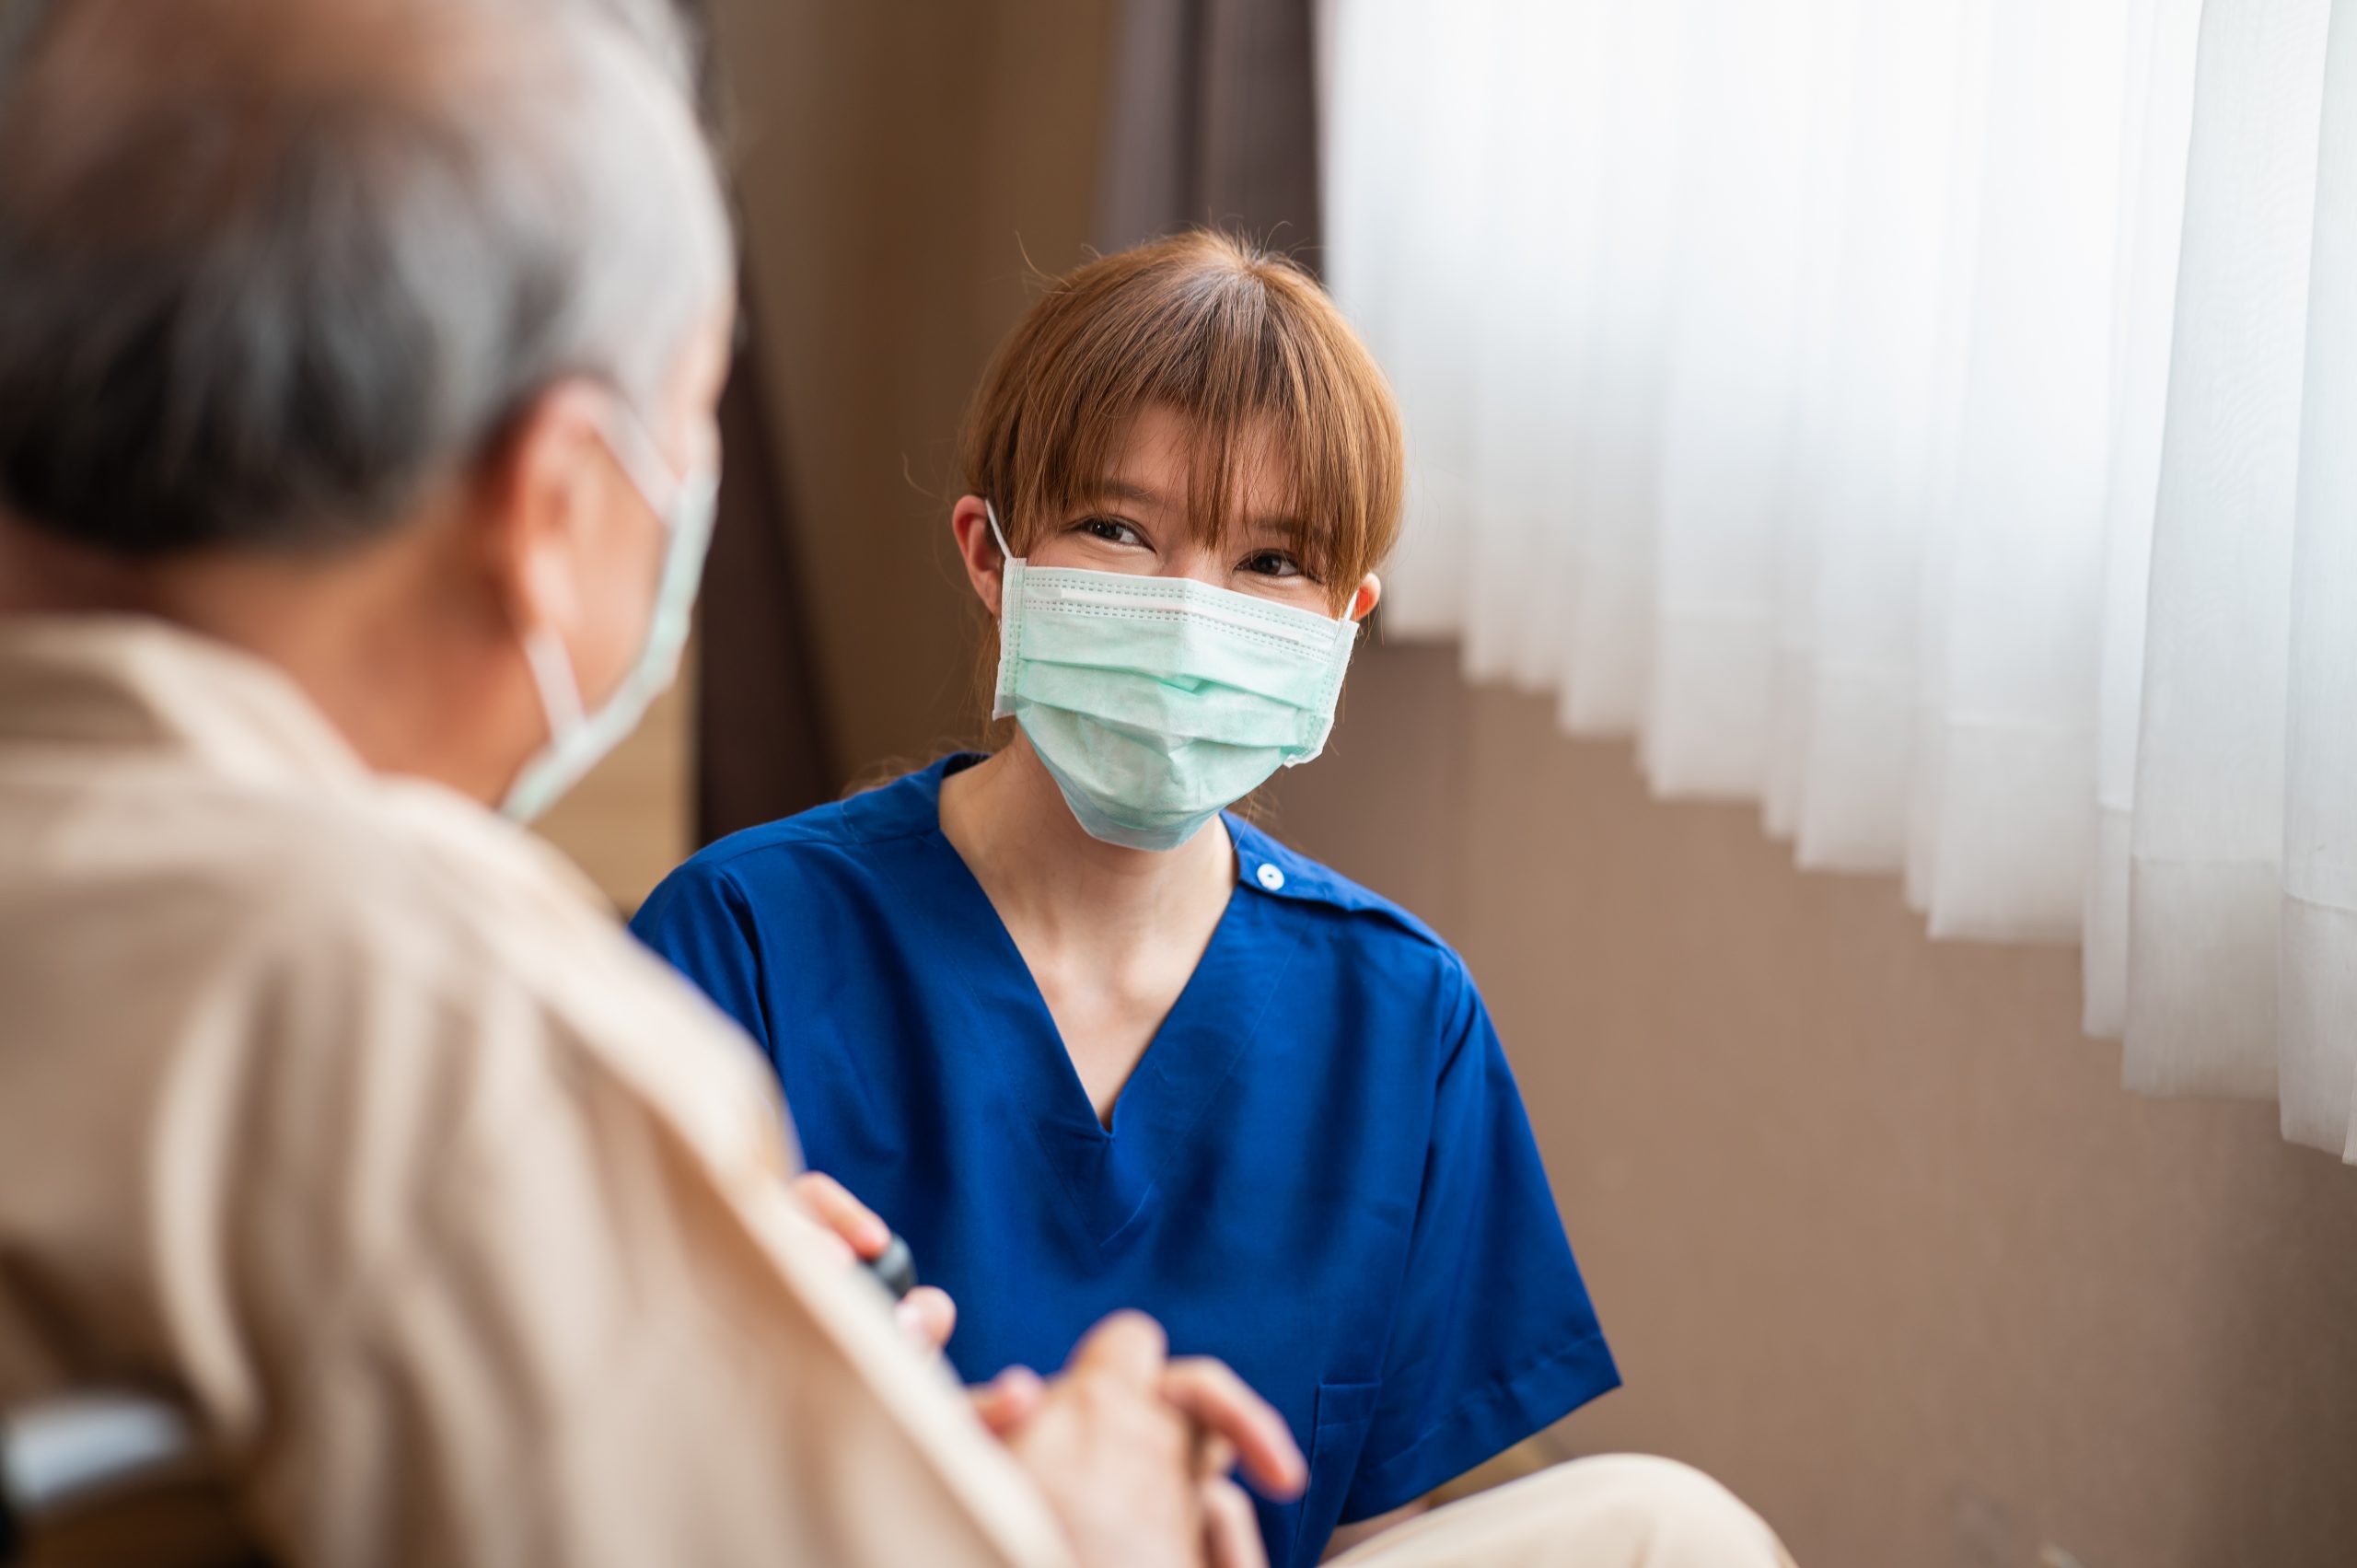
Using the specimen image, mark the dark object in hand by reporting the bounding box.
[865,1232,918,1300]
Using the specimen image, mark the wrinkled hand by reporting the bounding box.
[788,1170,956,1352]
[983,1312,1305,1568]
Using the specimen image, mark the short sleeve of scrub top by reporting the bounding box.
[630,757,1620,1568]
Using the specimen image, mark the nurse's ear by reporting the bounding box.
[950,494,1005,618]
[1347,573,1382,622]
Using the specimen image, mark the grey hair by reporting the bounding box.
[0,0,735,555]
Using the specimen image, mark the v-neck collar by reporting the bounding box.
[877,756,1310,1248]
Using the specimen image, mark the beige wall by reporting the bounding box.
[545,5,2357,1562]
[1264,643,2357,1568]
[531,659,693,912]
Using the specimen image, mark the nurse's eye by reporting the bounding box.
[1239,549,1307,580]
[1073,515,1147,548]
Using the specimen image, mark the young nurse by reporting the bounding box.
[632,232,1618,1566]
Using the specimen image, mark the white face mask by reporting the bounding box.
[501,402,719,823]
[987,502,1359,851]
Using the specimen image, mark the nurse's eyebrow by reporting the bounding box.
[1083,479,1308,540]
[1239,516,1308,541]
[1082,479,1167,509]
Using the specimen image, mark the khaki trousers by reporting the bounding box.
[15,1457,1793,1568]
[1332,1457,1796,1568]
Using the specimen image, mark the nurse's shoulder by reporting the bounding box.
[629,761,961,1038]
[635,760,948,926]
[1224,815,1446,943]
[1222,814,1488,1070]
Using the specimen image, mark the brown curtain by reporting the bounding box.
[671,0,838,842]
[694,294,837,842]
[1093,0,1324,263]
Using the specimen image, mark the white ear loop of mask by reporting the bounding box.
[521,621,588,741]
[599,408,691,524]
[520,406,691,745]
[503,403,708,821]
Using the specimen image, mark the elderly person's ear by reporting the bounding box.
[481,385,616,641]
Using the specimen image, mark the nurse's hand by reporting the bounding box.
[788,1170,958,1353]
[989,1312,1303,1568]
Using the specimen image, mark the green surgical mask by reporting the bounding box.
[987,503,1359,852]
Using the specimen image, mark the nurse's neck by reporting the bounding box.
[938,736,1235,1124]
[940,735,1235,946]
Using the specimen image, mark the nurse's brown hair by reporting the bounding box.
[956,229,1404,616]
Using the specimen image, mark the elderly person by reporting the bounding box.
[0,1,1795,1565]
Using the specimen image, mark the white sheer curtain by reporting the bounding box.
[1323,0,2357,1162]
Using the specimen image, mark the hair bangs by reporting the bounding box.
[961,229,1402,614]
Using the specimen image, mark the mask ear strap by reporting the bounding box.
[596,400,689,527]
[983,500,1015,561]
[521,623,587,739]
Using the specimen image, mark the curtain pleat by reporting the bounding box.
[670,0,838,841]
[2121,0,2330,1098]
[695,287,837,842]
[2280,0,2357,1156]
[1094,0,1322,259]
[2087,0,2203,1039]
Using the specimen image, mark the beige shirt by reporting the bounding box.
[0,615,1074,1568]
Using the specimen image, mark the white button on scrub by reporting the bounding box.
[1257,863,1286,891]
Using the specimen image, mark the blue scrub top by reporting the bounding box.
[632,756,1618,1567]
